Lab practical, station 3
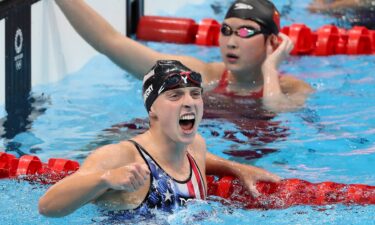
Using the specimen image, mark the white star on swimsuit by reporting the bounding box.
[164,189,173,202]
[152,179,159,189]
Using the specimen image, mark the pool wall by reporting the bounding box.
[145,0,204,16]
[0,0,127,113]
[0,0,205,116]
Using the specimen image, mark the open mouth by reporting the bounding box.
[226,53,239,62]
[179,113,195,131]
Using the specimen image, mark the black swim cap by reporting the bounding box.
[225,0,280,34]
[142,60,203,112]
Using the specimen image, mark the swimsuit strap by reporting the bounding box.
[186,153,206,199]
[128,140,192,183]
[213,69,230,93]
[213,69,264,98]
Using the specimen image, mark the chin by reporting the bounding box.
[225,63,242,73]
[180,137,195,144]
[177,133,196,144]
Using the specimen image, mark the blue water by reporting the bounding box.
[1,0,375,224]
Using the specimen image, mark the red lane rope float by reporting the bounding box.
[136,15,375,55]
[346,26,373,55]
[0,152,79,184]
[281,24,316,55]
[195,19,220,46]
[207,176,375,209]
[1,152,374,208]
[136,16,198,44]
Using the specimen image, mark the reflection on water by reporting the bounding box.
[80,91,290,162]
[0,93,50,156]
[202,91,289,160]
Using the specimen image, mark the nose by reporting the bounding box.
[182,92,195,109]
[226,34,238,49]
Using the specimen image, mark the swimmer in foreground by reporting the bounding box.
[38,60,280,218]
[55,0,314,113]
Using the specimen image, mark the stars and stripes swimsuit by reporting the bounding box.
[106,140,206,219]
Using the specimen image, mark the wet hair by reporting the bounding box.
[142,60,202,112]
[225,0,280,34]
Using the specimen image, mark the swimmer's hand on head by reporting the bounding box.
[260,33,293,103]
[260,33,314,112]
[262,33,294,72]
[101,163,150,192]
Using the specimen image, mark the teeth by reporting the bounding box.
[180,114,195,120]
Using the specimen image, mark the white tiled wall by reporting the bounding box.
[0,0,198,109]
[31,0,126,87]
[145,0,204,15]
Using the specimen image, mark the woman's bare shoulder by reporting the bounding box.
[204,62,226,83]
[280,75,314,95]
[79,141,139,172]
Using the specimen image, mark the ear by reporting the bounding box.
[149,107,157,119]
[269,34,280,50]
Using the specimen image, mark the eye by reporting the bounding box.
[237,27,257,38]
[220,24,232,36]
[166,90,183,100]
[191,89,202,99]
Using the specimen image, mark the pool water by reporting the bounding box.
[1,0,375,224]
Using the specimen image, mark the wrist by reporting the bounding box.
[262,66,278,76]
[231,163,251,180]
[99,170,112,189]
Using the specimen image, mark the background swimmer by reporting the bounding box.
[55,0,314,113]
[309,0,375,29]
[309,0,374,12]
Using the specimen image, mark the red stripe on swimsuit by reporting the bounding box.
[187,154,206,199]
[213,69,264,98]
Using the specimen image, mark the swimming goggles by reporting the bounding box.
[162,71,202,91]
[220,24,268,38]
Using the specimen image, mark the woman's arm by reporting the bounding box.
[38,168,109,217]
[261,33,314,113]
[205,152,280,196]
[55,0,212,80]
[38,144,149,217]
[55,0,162,77]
